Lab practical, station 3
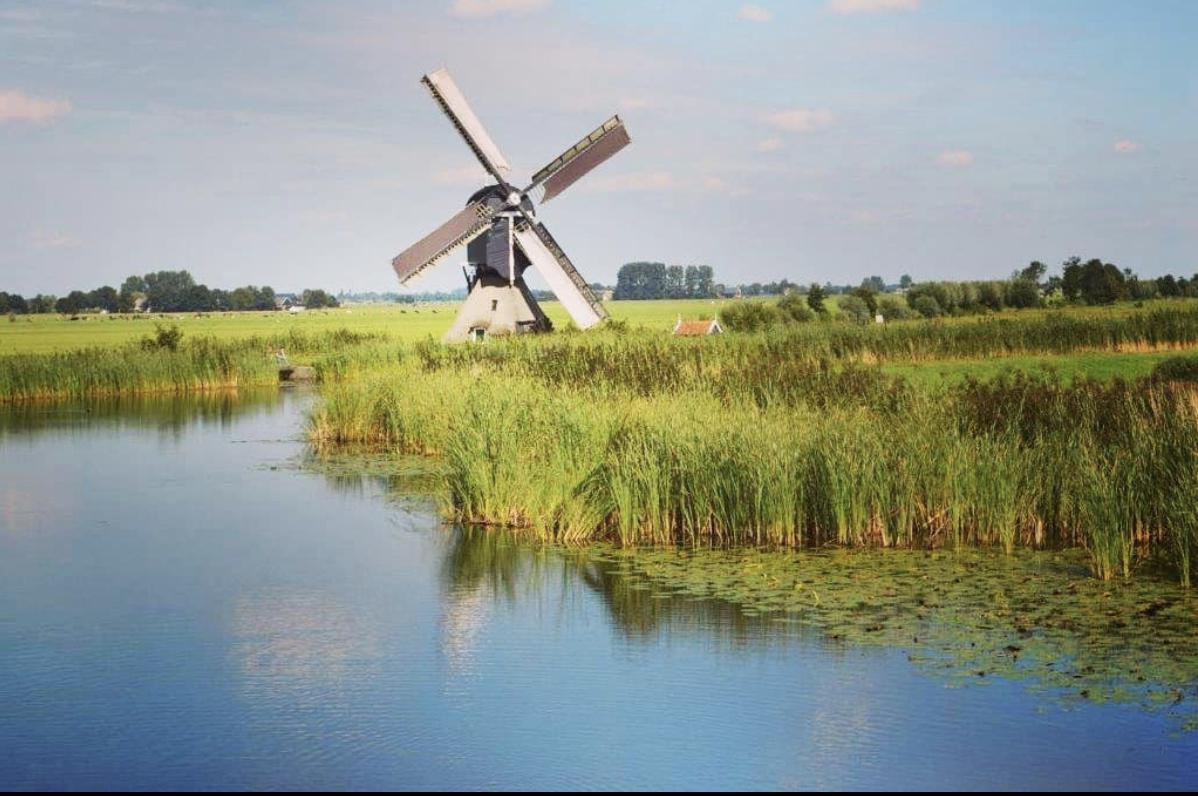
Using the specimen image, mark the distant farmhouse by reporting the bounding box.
[672,317,724,337]
[275,294,305,313]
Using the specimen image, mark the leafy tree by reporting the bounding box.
[1005,278,1041,309]
[255,286,277,311]
[861,275,886,293]
[614,262,667,300]
[28,295,56,314]
[839,294,872,324]
[55,290,89,314]
[1060,256,1084,302]
[1019,261,1047,284]
[119,275,147,312]
[777,292,815,322]
[301,288,339,308]
[144,270,197,312]
[1067,259,1126,305]
[1157,274,1182,298]
[900,274,913,290]
[88,286,119,313]
[665,265,686,298]
[0,292,28,314]
[977,281,1004,311]
[850,286,877,316]
[877,296,914,321]
[911,294,943,318]
[806,283,827,314]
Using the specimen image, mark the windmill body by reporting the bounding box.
[392,69,631,341]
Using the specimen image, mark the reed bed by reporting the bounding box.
[0,328,386,402]
[310,345,1198,585]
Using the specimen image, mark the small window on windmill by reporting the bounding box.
[491,299,498,312]
[471,328,486,343]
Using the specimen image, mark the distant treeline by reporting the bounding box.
[607,258,1198,309]
[719,259,1198,332]
[338,289,468,304]
[0,270,339,314]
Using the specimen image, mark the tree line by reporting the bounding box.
[0,270,339,315]
[613,263,716,300]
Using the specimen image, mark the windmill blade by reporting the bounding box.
[525,115,631,204]
[512,221,608,329]
[392,201,495,284]
[422,69,512,183]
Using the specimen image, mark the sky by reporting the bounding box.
[1,0,1195,296]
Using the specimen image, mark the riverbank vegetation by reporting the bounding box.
[0,327,388,402]
[308,321,1198,587]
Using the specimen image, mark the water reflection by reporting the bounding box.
[436,526,1198,729]
[232,588,383,686]
[0,389,285,442]
[439,526,793,647]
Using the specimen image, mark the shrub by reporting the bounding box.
[1151,356,1198,383]
[838,295,872,324]
[911,295,943,318]
[720,301,781,332]
[141,323,184,352]
[877,297,914,321]
[777,293,815,323]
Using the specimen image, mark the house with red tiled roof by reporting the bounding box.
[672,317,724,336]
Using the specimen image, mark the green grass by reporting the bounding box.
[6,297,1196,355]
[882,350,1193,387]
[0,299,734,355]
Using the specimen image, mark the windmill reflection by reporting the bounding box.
[439,526,793,647]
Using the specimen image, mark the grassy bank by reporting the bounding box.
[0,328,386,403]
[310,333,1198,585]
[4,297,1196,355]
[9,302,1198,403]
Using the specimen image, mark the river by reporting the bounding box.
[1,390,1195,790]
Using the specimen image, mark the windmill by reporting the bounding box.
[392,68,631,341]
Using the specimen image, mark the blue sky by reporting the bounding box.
[1,0,1195,295]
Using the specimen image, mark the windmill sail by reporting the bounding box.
[422,69,512,182]
[512,221,607,329]
[526,116,631,204]
[392,201,495,284]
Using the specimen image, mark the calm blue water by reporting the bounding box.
[1,391,1195,790]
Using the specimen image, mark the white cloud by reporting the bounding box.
[31,230,79,249]
[738,4,773,22]
[587,171,679,193]
[937,149,973,167]
[763,108,834,132]
[0,90,71,123]
[450,0,551,19]
[1113,139,1142,153]
[757,137,783,153]
[828,0,919,14]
